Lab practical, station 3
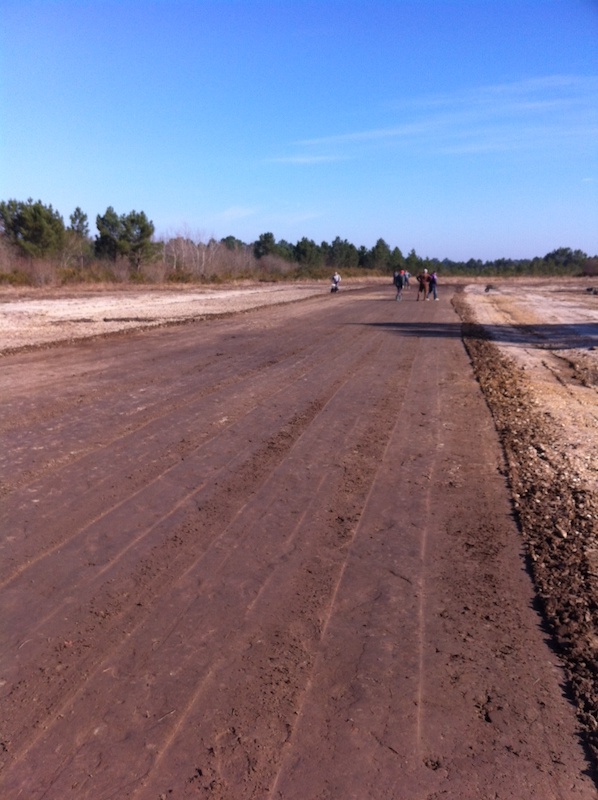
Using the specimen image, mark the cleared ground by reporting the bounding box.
[0,279,597,799]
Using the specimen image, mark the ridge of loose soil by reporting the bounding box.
[453,288,598,766]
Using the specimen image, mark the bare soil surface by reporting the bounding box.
[456,279,598,775]
[0,279,597,799]
[0,283,334,354]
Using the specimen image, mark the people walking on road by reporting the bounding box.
[429,271,439,300]
[416,269,430,301]
[330,272,341,293]
[393,269,406,300]
[404,271,411,289]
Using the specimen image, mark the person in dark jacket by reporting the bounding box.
[393,269,406,300]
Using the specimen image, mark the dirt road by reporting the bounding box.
[1,284,596,799]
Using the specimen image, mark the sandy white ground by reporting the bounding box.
[0,283,331,352]
[466,280,598,494]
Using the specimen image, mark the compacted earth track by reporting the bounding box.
[0,285,596,799]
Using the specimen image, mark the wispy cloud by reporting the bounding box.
[265,154,349,165]
[296,121,434,146]
[286,75,598,158]
[410,75,597,108]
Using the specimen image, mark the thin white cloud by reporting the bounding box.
[296,121,433,146]
[265,154,349,165]
[290,75,598,157]
[408,75,598,111]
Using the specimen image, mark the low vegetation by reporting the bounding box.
[0,198,596,287]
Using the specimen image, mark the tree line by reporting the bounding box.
[0,198,595,286]
[0,199,157,272]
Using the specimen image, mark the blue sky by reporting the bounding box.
[1,0,597,261]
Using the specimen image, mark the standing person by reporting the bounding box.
[393,269,405,301]
[429,271,439,300]
[416,268,430,301]
[330,271,341,293]
[404,271,411,289]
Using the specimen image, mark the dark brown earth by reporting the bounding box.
[0,284,596,799]
[455,290,598,772]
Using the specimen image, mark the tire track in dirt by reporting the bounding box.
[265,358,417,800]
[0,295,335,466]
[266,300,595,800]
[267,323,443,800]
[0,316,417,797]
[126,333,416,800]
[0,295,404,780]
[0,301,345,495]
[2,379,351,653]
[2,304,380,585]
[0,298,373,570]
[2,286,596,799]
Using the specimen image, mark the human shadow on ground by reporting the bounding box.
[349,321,598,350]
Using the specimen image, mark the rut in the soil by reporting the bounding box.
[1,289,596,800]
[1,297,412,792]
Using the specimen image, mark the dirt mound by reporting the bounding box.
[454,288,598,765]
